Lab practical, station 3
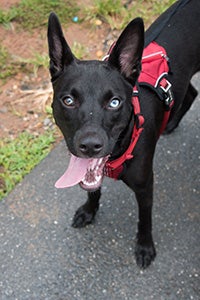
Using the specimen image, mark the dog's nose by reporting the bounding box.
[79,136,103,157]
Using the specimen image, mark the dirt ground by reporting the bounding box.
[0,0,115,140]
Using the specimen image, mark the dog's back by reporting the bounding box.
[146,0,200,132]
[147,0,200,85]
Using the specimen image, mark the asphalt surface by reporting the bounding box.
[0,74,199,300]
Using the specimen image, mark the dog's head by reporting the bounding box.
[47,13,144,190]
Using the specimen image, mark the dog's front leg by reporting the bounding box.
[72,189,101,228]
[134,173,156,268]
[123,168,156,268]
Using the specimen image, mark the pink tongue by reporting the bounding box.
[55,154,92,188]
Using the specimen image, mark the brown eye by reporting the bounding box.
[62,96,75,107]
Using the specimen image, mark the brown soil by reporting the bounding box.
[0,1,115,140]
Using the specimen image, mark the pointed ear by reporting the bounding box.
[108,18,144,85]
[47,13,75,80]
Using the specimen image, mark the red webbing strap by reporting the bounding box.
[104,92,144,176]
[159,110,171,135]
[103,41,174,179]
[103,43,145,179]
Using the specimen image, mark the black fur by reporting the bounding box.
[48,0,200,268]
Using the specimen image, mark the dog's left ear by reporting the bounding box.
[108,18,144,85]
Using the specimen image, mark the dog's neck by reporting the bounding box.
[110,106,135,161]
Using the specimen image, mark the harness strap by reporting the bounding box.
[158,77,174,135]
[104,93,144,177]
[103,41,174,179]
[134,80,174,136]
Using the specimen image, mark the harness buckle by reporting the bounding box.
[160,79,174,108]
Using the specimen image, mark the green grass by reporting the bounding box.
[71,42,88,59]
[153,0,176,14]
[17,52,50,76]
[0,0,80,79]
[0,131,55,200]
[0,7,18,25]
[0,46,18,80]
[83,0,126,29]
[89,0,122,20]
[0,0,79,29]
[0,48,50,80]
[0,0,176,30]
[83,0,176,30]
[0,0,176,81]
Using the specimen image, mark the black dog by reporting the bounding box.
[47,0,200,268]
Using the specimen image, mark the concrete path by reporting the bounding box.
[0,75,199,300]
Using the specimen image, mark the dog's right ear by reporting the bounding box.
[47,13,75,80]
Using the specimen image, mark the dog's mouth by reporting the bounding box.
[55,154,109,191]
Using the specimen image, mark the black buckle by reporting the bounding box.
[160,79,174,108]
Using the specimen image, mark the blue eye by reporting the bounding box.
[63,96,75,107]
[108,98,121,109]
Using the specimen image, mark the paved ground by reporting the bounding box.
[0,75,199,300]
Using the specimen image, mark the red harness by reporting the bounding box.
[103,42,174,179]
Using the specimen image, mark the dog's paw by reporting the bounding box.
[72,205,96,228]
[135,237,156,269]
